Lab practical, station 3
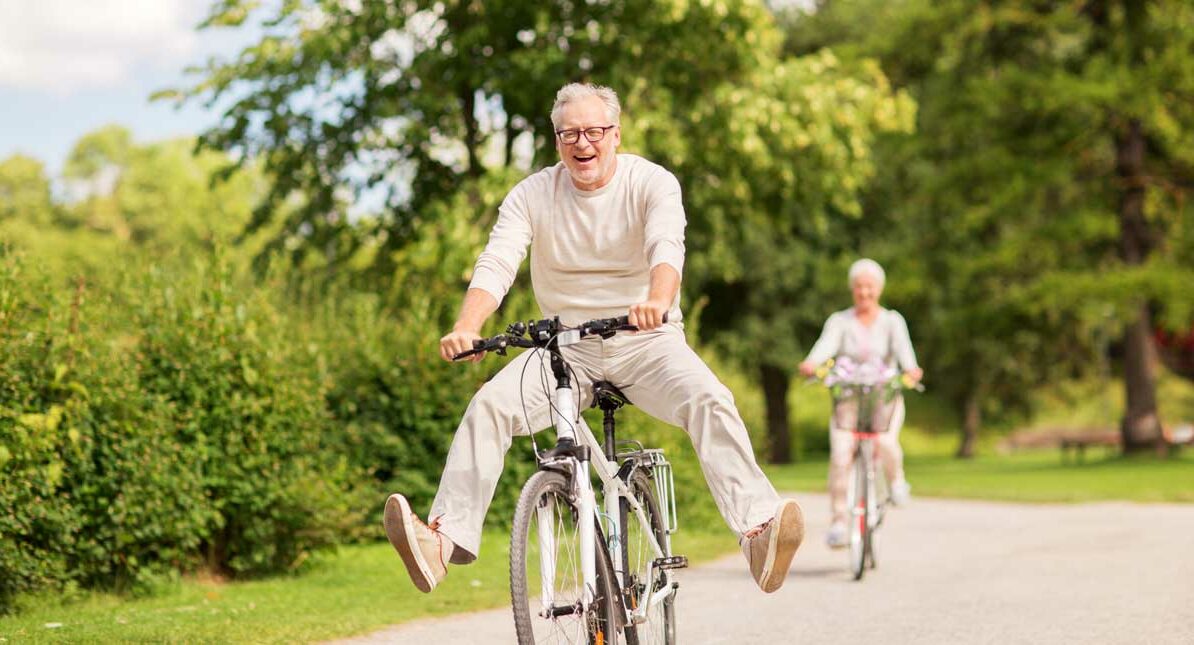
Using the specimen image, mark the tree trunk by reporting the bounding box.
[760,364,792,464]
[505,122,517,168]
[1115,119,1164,453]
[956,390,980,459]
[1121,304,1163,453]
[461,87,483,177]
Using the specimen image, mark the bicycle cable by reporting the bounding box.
[521,324,588,464]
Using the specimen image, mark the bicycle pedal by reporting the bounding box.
[653,555,688,570]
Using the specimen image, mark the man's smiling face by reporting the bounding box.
[554,94,620,191]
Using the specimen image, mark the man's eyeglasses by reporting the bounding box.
[555,125,617,145]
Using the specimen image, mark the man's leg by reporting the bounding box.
[387,344,598,591]
[605,324,803,591]
[431,346,598,558]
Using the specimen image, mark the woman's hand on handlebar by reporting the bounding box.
[441,327,484,363]
[628,300,670,331]
[798,361,817,378]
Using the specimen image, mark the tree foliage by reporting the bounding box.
[785,0,1194,454]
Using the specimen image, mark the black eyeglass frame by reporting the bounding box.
[554,125,618,145]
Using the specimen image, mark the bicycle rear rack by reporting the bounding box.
[641,449,678,535]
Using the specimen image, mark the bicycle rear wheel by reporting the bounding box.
[848,445,869,581]
[511,470,621,645]
[620,469,676,645]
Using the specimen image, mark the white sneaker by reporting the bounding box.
[890,479,912,506]
[825,521,848,549]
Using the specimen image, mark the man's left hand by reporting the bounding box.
[628,300,670,331]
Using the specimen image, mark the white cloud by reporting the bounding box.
[0,0,206,94]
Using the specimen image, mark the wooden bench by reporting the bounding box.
[1058,431,1121,463]
[999,427,1120,462]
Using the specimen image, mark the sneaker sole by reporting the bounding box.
[760,499,805,593]
[383,494,436,593]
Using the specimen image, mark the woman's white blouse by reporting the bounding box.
[804,307,920,371]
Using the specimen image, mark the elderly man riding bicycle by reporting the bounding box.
[383,82,804,596]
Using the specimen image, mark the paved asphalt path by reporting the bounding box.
[332,492,1194,644]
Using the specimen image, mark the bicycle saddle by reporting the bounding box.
[591,381,632,410]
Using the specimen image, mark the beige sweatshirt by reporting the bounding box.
[468,154,687,325]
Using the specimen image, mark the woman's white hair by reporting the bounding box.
[848,258,886,290]
[551,83,621,129]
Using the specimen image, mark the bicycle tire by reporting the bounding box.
[849,445,868,581]
[620,469,676,645]
[511,470,621,645]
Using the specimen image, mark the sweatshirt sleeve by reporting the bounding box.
[889,311,920,371]
[467,183,533,306]
[804,313,844,365]
[642,168,686,275]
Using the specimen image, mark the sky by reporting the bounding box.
[0,0,255,175]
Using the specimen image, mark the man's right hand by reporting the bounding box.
[440,328,484,363]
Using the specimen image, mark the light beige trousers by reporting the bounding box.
[828,396,906,525]
[429,323,780,559]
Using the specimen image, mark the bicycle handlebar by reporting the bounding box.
[452,313,668,361]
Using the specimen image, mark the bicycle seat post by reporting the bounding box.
[591,382,630,463]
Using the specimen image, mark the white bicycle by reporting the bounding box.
[811,359,921,581]
[454,315,684,644]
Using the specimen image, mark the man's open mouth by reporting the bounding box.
[573,155,597,163]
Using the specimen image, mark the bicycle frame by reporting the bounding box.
[534,337,676,626]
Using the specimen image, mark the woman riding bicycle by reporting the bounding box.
[798,259,923,549]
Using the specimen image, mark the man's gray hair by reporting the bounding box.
[551,83,622,129]
[848,258,886,290]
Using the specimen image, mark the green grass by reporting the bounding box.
[765,449,1194,503]
[0,529,736,644]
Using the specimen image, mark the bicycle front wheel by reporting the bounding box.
[620,469,676,645]
[848,445,869,581]
[511,470,620,645]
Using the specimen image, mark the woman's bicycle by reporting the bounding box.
[812,358,921,581]
[454,315,684,645]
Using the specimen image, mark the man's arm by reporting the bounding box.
[628,263,680,331]
[439,288,500,363]
[440,181,532,362]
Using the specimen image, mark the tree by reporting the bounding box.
[0,155,56,227]
[784,0,1194,456]
[168,1,916,462]
[647,49,914,462]
[168,0,780,278]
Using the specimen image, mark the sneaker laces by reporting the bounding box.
[740,518,772,545]
[412,513,449,570]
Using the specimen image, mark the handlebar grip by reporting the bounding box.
[451,338,489,361]
[616,311,669,329]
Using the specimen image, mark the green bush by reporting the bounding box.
[0,254,364,611]
[0,260,77,608]
[128,263,364,576]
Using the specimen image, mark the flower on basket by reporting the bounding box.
[821,356,898,393]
